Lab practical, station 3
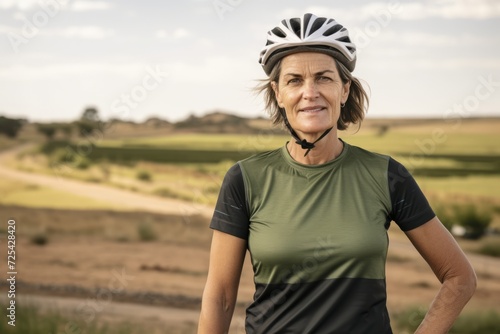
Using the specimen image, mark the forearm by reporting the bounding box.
[415,274,476,334]
[198,294,236,334]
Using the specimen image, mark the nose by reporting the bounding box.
[302,79,319,100]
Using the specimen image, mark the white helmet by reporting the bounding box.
[259,13,357,76]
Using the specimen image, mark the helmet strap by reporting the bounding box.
[281,109,333,157]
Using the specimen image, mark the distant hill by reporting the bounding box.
[173,111,279,134]
[4,111,500,141]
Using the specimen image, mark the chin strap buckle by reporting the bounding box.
[280,109,333,157]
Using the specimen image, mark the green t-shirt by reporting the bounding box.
[211,141,435,333]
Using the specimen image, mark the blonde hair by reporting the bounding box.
[255,58,369,131]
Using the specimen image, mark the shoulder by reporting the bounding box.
[344,142,391,174]
[239,147,283,170]
[346,143,390,163]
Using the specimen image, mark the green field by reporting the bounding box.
[8,118,500,225]
[100,133,289,151]
[0,178,127,210]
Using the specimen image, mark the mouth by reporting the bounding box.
[299,106,326,113]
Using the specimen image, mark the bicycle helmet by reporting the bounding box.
[259,13,357,76]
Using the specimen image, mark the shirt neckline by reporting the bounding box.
[280,138,350,172]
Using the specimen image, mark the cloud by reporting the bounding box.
[0,24,15,33]
[155,28,191,40]
[279,4,402,24]
[0,0,112,12]
[0,0,41,10]
[71,0,112,12]
[374,31,459,47]
[51,26,115,39]
[161,56,255,84]
[198,38,214,48]
[172,28,190,39]
[0,0,70,11]
[398,0,500,20]
[0,62,146,79]
[155,29,168,39]
[414,57,500,70]
[281,0,500,24]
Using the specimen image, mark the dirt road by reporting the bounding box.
[0,144,213,217]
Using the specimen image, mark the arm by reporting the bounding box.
[198,230,247,334]
[405,217,477,334]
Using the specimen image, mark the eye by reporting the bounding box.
[317,76,333,82]
[287,78,302,85]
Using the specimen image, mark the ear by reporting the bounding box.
[271,81,284,108]
[342,80,351,104]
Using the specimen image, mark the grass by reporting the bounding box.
[0,179,126,210]
[0,301,173,334]
[0,204,211,246]
[393,306,500,333]
[7,119,500,220]
[342,129,500,156]
[99,133,289,151]
[418,175,500,199]
[476,241,500,257]
[0,136,19,151]
[40,130,500,209]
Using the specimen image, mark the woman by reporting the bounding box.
[198,13,476,333]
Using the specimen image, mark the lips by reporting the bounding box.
[299,106,326,112]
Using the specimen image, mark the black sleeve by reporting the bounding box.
[209,163,250,240]
[388,158,435,231]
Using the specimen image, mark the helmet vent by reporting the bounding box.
[323,24,343,36]
[303,13,313,30]
[289,18,302,37]
[271,27,286,38]
[309,17,327,35]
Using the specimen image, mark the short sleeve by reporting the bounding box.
[388,158,435,231]
[209,163,250,240]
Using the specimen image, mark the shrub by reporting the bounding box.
[50,147,75,164]
[36,123,58,140]
[394,306,500,333]
[452,204,492,239]
[138,221,157,241]
[136,169,152,181]
[0,115,23,138]
[477,241,500,257]
[449,310,500,334]
[0,302,138,334]
[49,146,91,170]
[433,204,455,231]
[31,232,48,246]
[74,155,91,170]
[394,306,426,332]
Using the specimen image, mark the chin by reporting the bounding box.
[295,123,335,135]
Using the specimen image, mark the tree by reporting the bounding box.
[58,123,73,139]
[36,123,57,140]
[76,120,97,137]
[81,106,99,123]
[78,106,100,137]
[0,116,23,138]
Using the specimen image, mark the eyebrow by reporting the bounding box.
[283,70,336,77]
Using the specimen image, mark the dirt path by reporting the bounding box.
[0,144,213,217]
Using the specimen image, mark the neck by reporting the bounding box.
[287,130,343,165]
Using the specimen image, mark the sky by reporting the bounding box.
[0,0,499,123]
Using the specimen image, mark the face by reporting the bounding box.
[272,52,350,136]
